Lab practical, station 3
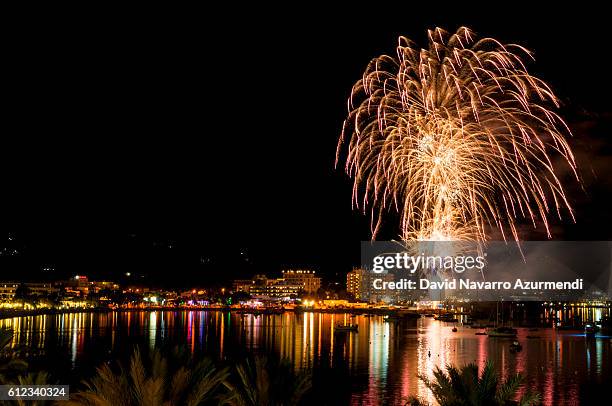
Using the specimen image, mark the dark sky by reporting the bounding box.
[1,6,611,286]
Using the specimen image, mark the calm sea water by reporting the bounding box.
[1,311,610,405]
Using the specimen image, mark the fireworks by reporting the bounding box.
[337,27,578,242]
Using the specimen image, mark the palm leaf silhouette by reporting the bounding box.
[407,361,540,406]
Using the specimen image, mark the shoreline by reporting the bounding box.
[1,304,608,330]
[0,306,428,320]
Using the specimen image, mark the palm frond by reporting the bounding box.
[494,373,523,404]
[221,355,311,406]
[416,361,540,406]
[517,390,541,406]
[70,346,226,406]
[477,361,499,404]
[0,329,14,352]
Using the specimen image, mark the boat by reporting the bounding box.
[384,315,401,322]
[452,327,458,332]
[423,314,435,318]
[475,331,487,335]
[487,302,517,338]
[584,323,596,337]
[335,324,358,333]
[435,314,458,323]
[509,340,522,353]
[487,327,518,338]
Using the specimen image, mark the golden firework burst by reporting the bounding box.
[337,27,578,242]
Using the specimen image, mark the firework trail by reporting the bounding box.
[337,27,578,242]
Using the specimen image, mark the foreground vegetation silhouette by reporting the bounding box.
[65,347,227,406]
[64,348,312,406]
[221,355,312,406]
[405,361,541,406]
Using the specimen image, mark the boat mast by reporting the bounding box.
[496,300,500,327]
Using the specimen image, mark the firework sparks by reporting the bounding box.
[337,27,578,242]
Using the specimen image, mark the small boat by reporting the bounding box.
[384,315,401,322]
[452,327,458,332]
[509,341,522,352]
[423,314,435,318]
[584,324,596,337]
[335,324,358,333]
[475,331,487,336]
[487,327,518,338]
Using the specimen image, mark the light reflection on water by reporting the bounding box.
[0,311,610,405]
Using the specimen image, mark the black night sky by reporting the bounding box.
[2,6,611,287]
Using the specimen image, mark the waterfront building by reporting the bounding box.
[56,278,120,299]
[89,281,120,293]
[232,274,269,294]
[345,268,406,304]
[250,278,303,299]
[232,279,255,293]
[232,272,319,298]
[233,274,305,299]
[281,270,321,293]
[0,282,19,302]
[23,282,58,296]
[346,268,384,302]
[347,268,366,299]
[322,299,349,308]
[62,275,91,297]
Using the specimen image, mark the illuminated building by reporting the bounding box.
[322,299,350,308]
[282,270,321,293]
[63,275,91,297]
[232,279,255,293]
[347,268,366,299]
[23,282,58,296]
[89,281,120,293]
[250,278,303,299]
[0,282,19,301]
[345,269,404,304]
[233,274,304,299]
[60,276,120,298]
